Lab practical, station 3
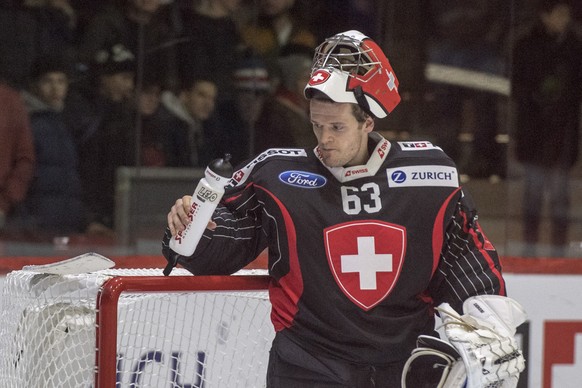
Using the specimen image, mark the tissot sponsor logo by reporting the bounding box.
[246,149,306,169]
[279,171,327,188]
[386,165,459,187]
[398,141,439,151]
[230,148,307,186]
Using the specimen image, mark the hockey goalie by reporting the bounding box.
[163,29,528,387]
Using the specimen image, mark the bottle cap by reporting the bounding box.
[208,154,234,178]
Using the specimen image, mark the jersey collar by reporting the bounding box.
[314,132,391,183]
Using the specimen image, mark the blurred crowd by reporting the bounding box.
[0,0,581,249]
[0,0,331,240]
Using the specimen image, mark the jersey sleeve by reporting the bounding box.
[162,183,268,275]
[428,189,506,313]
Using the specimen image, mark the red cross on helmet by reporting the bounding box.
[304,30,401,119]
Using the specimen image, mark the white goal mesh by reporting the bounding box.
[0,268,272,388]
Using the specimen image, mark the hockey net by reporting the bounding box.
[0,267,272,388]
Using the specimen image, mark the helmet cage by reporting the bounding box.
[305,30,401,118]
[311,34,382,83]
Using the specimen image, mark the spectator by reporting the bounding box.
[17,55,87,236]
[0,80,35,231]
[254,44,314,153]
[138,76,167,167]
[511,0,582,257]
[157,75,221,167]
[216,54,272,164]
[174,0,245,102]
[137,75,191,167]
[77,0,173,87]
[65,43,137,233]
[239,0,316,85]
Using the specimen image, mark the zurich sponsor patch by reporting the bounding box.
[279,171,327,188]
[386,165,458,188]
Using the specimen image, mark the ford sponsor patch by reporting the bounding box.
[279,171,327,188]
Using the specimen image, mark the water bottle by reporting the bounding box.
[169,154,234,257]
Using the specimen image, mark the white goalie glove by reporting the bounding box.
[402,295,527,388]
[438,295,527,388]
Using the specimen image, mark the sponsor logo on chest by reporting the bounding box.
[386,165,459,188]
[279,171,327,188]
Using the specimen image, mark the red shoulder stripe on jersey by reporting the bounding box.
[223,182,254,204]
[432,187,462,277]
[254,184,304,331]
[461,207,506,296]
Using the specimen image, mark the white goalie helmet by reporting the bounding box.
[304,30,401,118]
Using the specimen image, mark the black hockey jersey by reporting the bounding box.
[162,133,505,365]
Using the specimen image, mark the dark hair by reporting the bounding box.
[537,0,572,13]
[179,72,217,92]
[308,89,371,123]
[30,55,71,82]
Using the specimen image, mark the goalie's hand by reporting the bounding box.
[167,195,216,237]
[437,296,527,388]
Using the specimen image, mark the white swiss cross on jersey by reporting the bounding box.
[324,220,407,311]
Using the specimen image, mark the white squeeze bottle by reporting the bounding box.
[169,154,234,257]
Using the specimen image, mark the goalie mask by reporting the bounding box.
[304,30,400,118]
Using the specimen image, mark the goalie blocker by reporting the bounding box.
[402,295,527,388]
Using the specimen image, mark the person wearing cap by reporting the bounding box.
[11,55,88,237]
[156,74,222,168]
[163,31,525,387]
[213,54,273,164]
[254,43,314,154]
[64,43,137,234]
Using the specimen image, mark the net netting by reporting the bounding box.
[0,268,272,388]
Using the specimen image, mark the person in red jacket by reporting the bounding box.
[0,81,35,231]
[163,30,526,388]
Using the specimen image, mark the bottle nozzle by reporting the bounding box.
[208,154,234,178]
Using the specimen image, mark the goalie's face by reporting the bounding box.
[310,98,374,168]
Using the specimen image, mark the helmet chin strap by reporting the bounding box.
[353,85,374,118]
